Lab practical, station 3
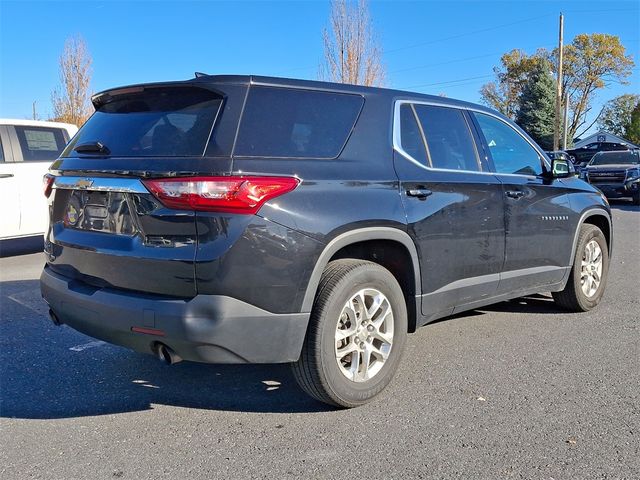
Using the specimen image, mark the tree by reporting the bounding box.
[480,34,634,142]
[51,35,93,126]
[625,104,640,145]
[515,61,556,150]
[319,0,385,87]
[479,49,546,119]
[597,94,640,137]
[556,33,634,141]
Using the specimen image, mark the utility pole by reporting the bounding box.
[32,101,37,121]
[562,93,569,150]
[554,12,564,151]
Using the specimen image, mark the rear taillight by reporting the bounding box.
[43,174,55,198]
[142,176,300,214]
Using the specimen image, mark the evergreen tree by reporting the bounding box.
[515,61,556,150]
[625,103,640,145]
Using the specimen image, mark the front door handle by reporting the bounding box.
[406,188,433,199]
[505,190,525,199]
[0,173,14,179]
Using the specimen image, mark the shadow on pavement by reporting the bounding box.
[0,280,568,420]
[0,279,332,419]
[0,235,44,258]
[608,199,639,211]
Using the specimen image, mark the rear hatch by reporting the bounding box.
[45,81,244,297]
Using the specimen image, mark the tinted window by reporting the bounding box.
[474,113,543,176]
[234,86,363,158]
[414,105,479,171]
[0,136,4,162]
[590,151,639,165]
[398,104,428,165]
[14,126,67,162]
[64,87,222,157]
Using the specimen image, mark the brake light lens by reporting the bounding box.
[142,176,300,214]
[43,174,55,198]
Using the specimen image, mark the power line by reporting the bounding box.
[275,13,557,76]
[385,13,555,54]
[400,73,496,90]
[389,43,556,75]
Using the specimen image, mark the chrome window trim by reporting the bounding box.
[53,176,149,194]
[392,99,551,177]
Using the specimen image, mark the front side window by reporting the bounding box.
[15,126,67,162]
[474,113,543,176]
[414,105,480,171]
[234,86,364,159]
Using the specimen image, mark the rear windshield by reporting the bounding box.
[590,151,639,165]
[63,86,222,157]
[234,86,364,159]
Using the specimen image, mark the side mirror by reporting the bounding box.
[551,158,572,178]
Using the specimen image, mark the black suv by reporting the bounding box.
[582,150,640,205]
[41,75,613,407]
[566,141,630,168]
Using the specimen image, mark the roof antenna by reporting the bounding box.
[194,72,209,78]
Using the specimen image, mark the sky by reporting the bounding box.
[1,0,638,136]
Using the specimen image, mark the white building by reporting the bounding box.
[573,129,639,149]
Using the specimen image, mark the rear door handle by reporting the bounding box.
[406,188,432,199]
[505,190,525,199]
[0,173,14,179]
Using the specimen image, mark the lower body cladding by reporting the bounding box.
[41,266,310,364]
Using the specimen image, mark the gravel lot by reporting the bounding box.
[1,202,638,480]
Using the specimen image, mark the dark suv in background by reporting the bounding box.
[41,75,612,407]
[566,141,631,169]
[582,150,640,205]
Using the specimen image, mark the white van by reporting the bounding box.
[0,119,78,240]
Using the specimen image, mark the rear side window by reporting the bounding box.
[15,126,67,162]
[234,86,364,159]
[413,105,480,171]
[473,113,543,176]
[398,104,428,166]
[64,86,222,157]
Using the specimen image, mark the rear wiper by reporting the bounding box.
[74,141,110,155]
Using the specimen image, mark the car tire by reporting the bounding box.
[553,224,609,312]
[632,193,640,206]
[292,259,407,408]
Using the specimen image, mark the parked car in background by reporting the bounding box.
[582,150,640,205]
[546,150,575,163]
[546,150,579,174]
[0,119,78,241]
[566,142,631,169]
[41,75,612,407]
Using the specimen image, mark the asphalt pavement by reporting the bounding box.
[1,201,638,480]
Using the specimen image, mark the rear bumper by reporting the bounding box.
[41,266,309,364]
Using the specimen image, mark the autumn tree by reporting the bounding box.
[320,0,385,87]
[558,34,634,141]
[515,60,555,150]
[480,34,634,142]
[480,49,546,119]
[51,35,93,126]
[597,94,640,137]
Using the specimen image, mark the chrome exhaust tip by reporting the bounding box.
[155,343,182,365]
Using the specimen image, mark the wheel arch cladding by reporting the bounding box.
[301,228,421,333]
[582,213,611,253]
